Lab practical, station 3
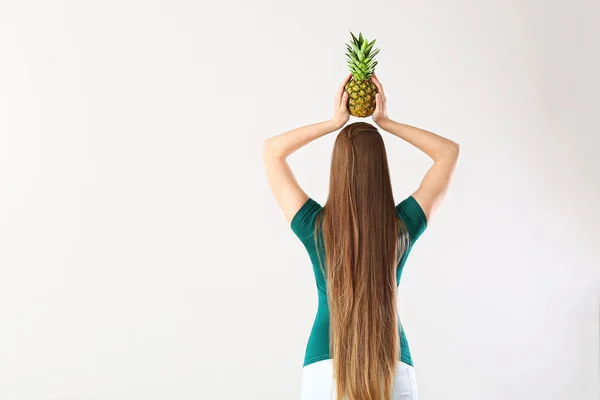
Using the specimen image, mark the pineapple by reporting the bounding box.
[344,31,380,117]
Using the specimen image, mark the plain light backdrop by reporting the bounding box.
[1,1,599,399]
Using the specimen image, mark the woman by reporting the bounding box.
[263,73,459,400]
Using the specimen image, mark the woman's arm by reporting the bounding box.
[262,74,352,224]
[262,120,339,224]
[263,119,341,159]
[371,73,460,223]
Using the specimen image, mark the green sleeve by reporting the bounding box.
[291,197,323,241]
[395,195,428,242]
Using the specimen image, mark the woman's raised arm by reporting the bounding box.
[371,73,460,224]
[262,74,352,223]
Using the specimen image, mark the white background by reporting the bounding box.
[1,1,599,399]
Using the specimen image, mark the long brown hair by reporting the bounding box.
[313,122,410,400]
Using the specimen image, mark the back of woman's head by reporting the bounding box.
[316,121,410,400]
[329,122,393,209]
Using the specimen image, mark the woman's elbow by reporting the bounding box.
[447,141,460,157]
[263,138,284,159]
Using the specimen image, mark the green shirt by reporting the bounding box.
[291,195,427,368]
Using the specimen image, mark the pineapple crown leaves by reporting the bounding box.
[345,31,380,81]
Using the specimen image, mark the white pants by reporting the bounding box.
[300,359,418,400]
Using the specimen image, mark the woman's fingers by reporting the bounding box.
[371,74,386,100]
[343,73,353,86]
[341,91,349,109]
[335,88,343,105]
[372,75,383,95]
[377,92,387,112]
[336,75,348,103]
[342,74,352,93]
[336,74,353,106]
[339,73,352,91]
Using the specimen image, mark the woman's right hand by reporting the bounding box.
[371,73,390,127]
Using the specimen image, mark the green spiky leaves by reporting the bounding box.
[345,31,380,81]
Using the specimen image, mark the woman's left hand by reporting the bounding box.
[331,74,352,129]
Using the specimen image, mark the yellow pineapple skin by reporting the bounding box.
[344,78,378,117]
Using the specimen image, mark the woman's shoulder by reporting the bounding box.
[395,195,428,242]
[291,197,323,241]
